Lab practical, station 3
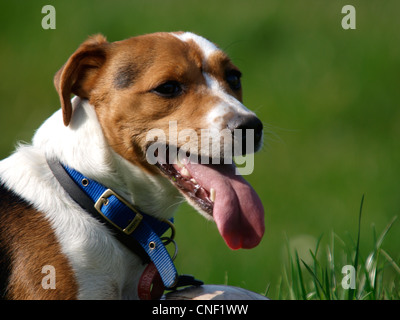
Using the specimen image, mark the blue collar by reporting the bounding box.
[47,159,179,289]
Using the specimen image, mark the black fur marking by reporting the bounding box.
[113,64,137,89]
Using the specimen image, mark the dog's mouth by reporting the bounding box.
[156,157,214,215]
[155,147,265,250]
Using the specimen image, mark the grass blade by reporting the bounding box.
[309,249,322,299]
[301,259,327,299]
[348,194,364,300]
[376,216,397,250]
[324,268,331,300]
[295,251,307,300]
[380,249,400,275]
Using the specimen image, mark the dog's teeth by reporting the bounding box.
[180,167,191,178]
[190,178,198,184]
[210,188,216,202]
[175,160,184,168]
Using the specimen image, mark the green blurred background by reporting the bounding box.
[1,1,399,299]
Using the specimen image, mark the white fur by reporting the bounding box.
[172,32,218,59]
[0,97,181,299]
[173,32,256,131]
[203,73,255,130]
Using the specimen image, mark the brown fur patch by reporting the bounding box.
[0,184,78,300]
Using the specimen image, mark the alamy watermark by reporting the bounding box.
[41,5,356,31]
[41,265,56,290]
[342,5,356,30]
[341,265,356,290]
[145,121,256,175]
[41,5,56,30]
[40,264,356,293]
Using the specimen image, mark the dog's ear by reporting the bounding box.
[54,34,109,126]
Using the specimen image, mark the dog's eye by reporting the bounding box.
[226,70,242,91]
[152,81,183,98]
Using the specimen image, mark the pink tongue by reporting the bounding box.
[182,162,265,249]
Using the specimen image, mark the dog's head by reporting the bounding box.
[54,32,265,249]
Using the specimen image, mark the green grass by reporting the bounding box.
[278,196,400,300]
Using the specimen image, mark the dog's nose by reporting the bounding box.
[228,115,263,154]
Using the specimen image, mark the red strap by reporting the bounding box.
[138,262,165,300]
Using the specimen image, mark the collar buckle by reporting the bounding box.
[94,189,143,235]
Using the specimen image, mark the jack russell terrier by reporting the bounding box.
[0,32,265,300]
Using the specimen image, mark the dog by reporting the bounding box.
[0,32,265,299]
